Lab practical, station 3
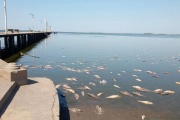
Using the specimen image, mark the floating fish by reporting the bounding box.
[133,86,151,92]
[62,84,71,89]
[114,85,120,88]
[87,93,97,98]
[112,79,117,82]
[65,77,78,81]
[163,72,169,74]
[132,92,145,97]
[96,105,103,115]
[84,86,91,90]
[89,82,96,86]
[135,78,142,82]
[97,66,106,70]
[97,92,104,97]
[175,82,180,85]
[65,89,75,94]
[146,71,156,74]
[132,75,138,77]
[81,91,85,96]
[161,90,175,95]
[138,100,153,105]
[142,115,146,120]
[117,73,121,76]
[120,91,133,97]
[153,89,163,94]
[74,93,79,100]
[106,95,120,99]
[94,75,101,79]
[55,84,61,88]
[69,108,82,113]
[177,70,180,73]
[133,69,142,72]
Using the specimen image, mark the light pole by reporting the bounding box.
[30,13,34,32]
[4,0,7,34]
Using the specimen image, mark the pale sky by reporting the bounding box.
[0,0,180,34]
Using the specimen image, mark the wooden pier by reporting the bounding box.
[0,32,51,59]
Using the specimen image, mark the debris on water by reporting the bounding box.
[142,115,146,120]
[96,105,104,115]
[99,80,107,85]
[114,85,121,88]
[87,93,98,98]
[97,92,104,97]
[106,95,120,99]
[69,108,82,113]
[132,92,145,97]
[138,100,153,105]
[120,91,133,97]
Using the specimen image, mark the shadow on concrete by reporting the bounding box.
[57,89,70,120]
[0,86,20,118]
[27,79,38,85]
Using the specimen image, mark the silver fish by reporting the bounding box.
[87,93,97,98]
[132,92,145,97]
[114,85,120,88]
[120,91,133,97]
[161,90,175,95]
[175,82,180,85]
[138,100,153,105]
[106,95,120,99]
[153,89,163,94]
[62,84,71,89]
[66,88,75,94]
[97,92,104,97]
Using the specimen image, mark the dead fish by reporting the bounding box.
[175,82,180,85]
[66,88,75,94]
[94,75,101,79]
[153,89,163,94]
[55,84,61,88]
[132,75,138,77]
[142,115,146,120]
[106,95,120,99]
[97,92,104,97]
[65,77,78,81]
[87,93,97,98]
[133,69,142,72]
[133,86,151,92]
[132,92,145,97]
[161,90,175,95]
[163,72,169,74]
[96,105,103,115]
[138,100,153,105]
[133,86,141,89]
[117,73,121,76]
[69,108,82,113]
[74,93,79,100]
[177,70,180,72]
[81,91,85,96]
[84,86,91,90]
[97,66,106,70]
[120,91,133,97]
[135,78,142,82]
[152,75,159,78]
[114,85,120,88]
[112,79,117,82]
[99,80,107,84]
[89,82,96,86]
[62,84,71,89]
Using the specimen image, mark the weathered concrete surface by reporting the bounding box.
[0,60,7,69]
[0,78,16,111]
[1,77,59,120]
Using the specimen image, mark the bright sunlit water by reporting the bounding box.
[14,33,180,119]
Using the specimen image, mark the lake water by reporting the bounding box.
[14,33,180,120]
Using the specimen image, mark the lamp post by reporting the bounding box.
[4,0,7,34]
[30,13,34,32]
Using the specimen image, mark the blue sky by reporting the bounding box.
[0,0,180,34]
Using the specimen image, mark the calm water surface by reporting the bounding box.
[15,33,180,120]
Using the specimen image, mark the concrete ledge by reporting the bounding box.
[1,77,59,120]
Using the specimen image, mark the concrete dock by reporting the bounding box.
[0,60,59,120]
